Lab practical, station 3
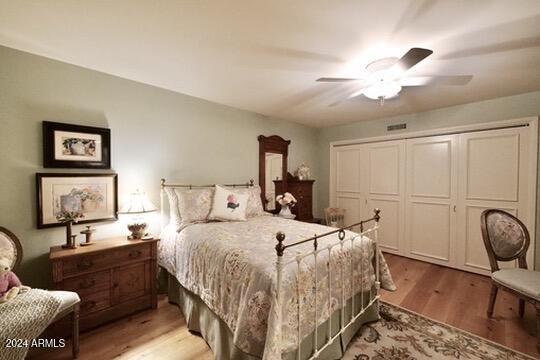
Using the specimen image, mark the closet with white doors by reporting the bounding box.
[330,118,537,275]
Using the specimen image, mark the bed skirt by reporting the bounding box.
[164,270,379,360]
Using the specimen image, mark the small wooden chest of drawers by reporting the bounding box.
[50,237,159,331]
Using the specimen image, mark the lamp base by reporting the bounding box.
[127,222,148,240]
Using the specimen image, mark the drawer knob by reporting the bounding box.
[129,250,142,258]
[79,279,96,289]
[77,259,94,270]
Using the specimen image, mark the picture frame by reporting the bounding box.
[36,173,118,228]
[43,121,111,169]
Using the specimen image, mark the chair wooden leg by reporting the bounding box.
[487,284,498,318]
[72,304,80,359]
[536,302,540,353]
[519,298,525,318]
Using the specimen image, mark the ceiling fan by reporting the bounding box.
[316,48,472,106]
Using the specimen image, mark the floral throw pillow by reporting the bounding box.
[208,185,249,222]
[227,186,265,218]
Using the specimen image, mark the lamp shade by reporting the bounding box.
[119,190,157,214]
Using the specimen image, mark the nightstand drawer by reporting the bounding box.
[62,252,115,276]
[62,270,110,294]
[80,290,111,315]
[61,244,151,277]
[114,244,151,263]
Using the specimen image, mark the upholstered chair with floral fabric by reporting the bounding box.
[480,209,540,351]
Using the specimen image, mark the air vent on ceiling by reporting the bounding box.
[387,123,407,131]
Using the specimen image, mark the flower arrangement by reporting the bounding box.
[56,210,84,249]
[55,210,84,223]
[276,192,297,207]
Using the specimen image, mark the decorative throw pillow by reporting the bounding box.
[228,186,265,218]
[176,188,214,226]
[208,185,249,221]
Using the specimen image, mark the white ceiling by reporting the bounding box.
[1,0,539,128]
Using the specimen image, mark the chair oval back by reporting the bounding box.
[0,227,23,271]
[325,207,346,228]
[480,209,529,271]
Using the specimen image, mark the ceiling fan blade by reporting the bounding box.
[394,48,433,72]
[401,75,473,86]
[316,77,361,82]
[329,88,365,107]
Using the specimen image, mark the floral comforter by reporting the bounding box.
[159,215,395,360]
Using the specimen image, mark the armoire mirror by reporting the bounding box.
[258,135,290,212]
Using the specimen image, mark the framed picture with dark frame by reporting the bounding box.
[43,121,111,169]
[36,173,118,228]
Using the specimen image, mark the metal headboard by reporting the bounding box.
[160,178,255,230]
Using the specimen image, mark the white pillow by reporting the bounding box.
[208,185,249,221]
[164,187,181,229]
[225,185,265,218]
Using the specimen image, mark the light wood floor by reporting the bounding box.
[381,253,538,358]
[31,254,539,359]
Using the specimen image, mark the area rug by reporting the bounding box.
[343,301,535,360]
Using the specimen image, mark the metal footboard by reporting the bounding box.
[274,209,381,360]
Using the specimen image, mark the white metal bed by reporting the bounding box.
[159,178,382,360]
[273,209,381,360]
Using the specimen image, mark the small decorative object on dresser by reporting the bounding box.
[80,225,96,246]
[118,189,157,239]
[43,121,111,169]
[275,192,297,219]
[56,210,84,249]
[295,162,311,180]
[50,237,159,332]
[274,173,317,222]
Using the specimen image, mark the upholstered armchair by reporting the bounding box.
[0,227,80,358]
[480,210,540,351]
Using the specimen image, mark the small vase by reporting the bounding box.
[62,221,77,249]
[279,204,295,219]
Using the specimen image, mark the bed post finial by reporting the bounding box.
[374,208,381,223]
[249,179,254,186]
[275,232,286,257]
[160,178,166,189]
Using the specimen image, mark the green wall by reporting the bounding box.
[2,43,540,286]
[0,46,319,288]
[317,91,540,268]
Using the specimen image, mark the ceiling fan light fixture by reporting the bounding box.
[363,80,402,101]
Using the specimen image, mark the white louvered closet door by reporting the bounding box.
[404,135,458,268]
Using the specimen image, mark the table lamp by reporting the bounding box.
[118,189,157,240]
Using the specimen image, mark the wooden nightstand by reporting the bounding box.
[50,237,159,331]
